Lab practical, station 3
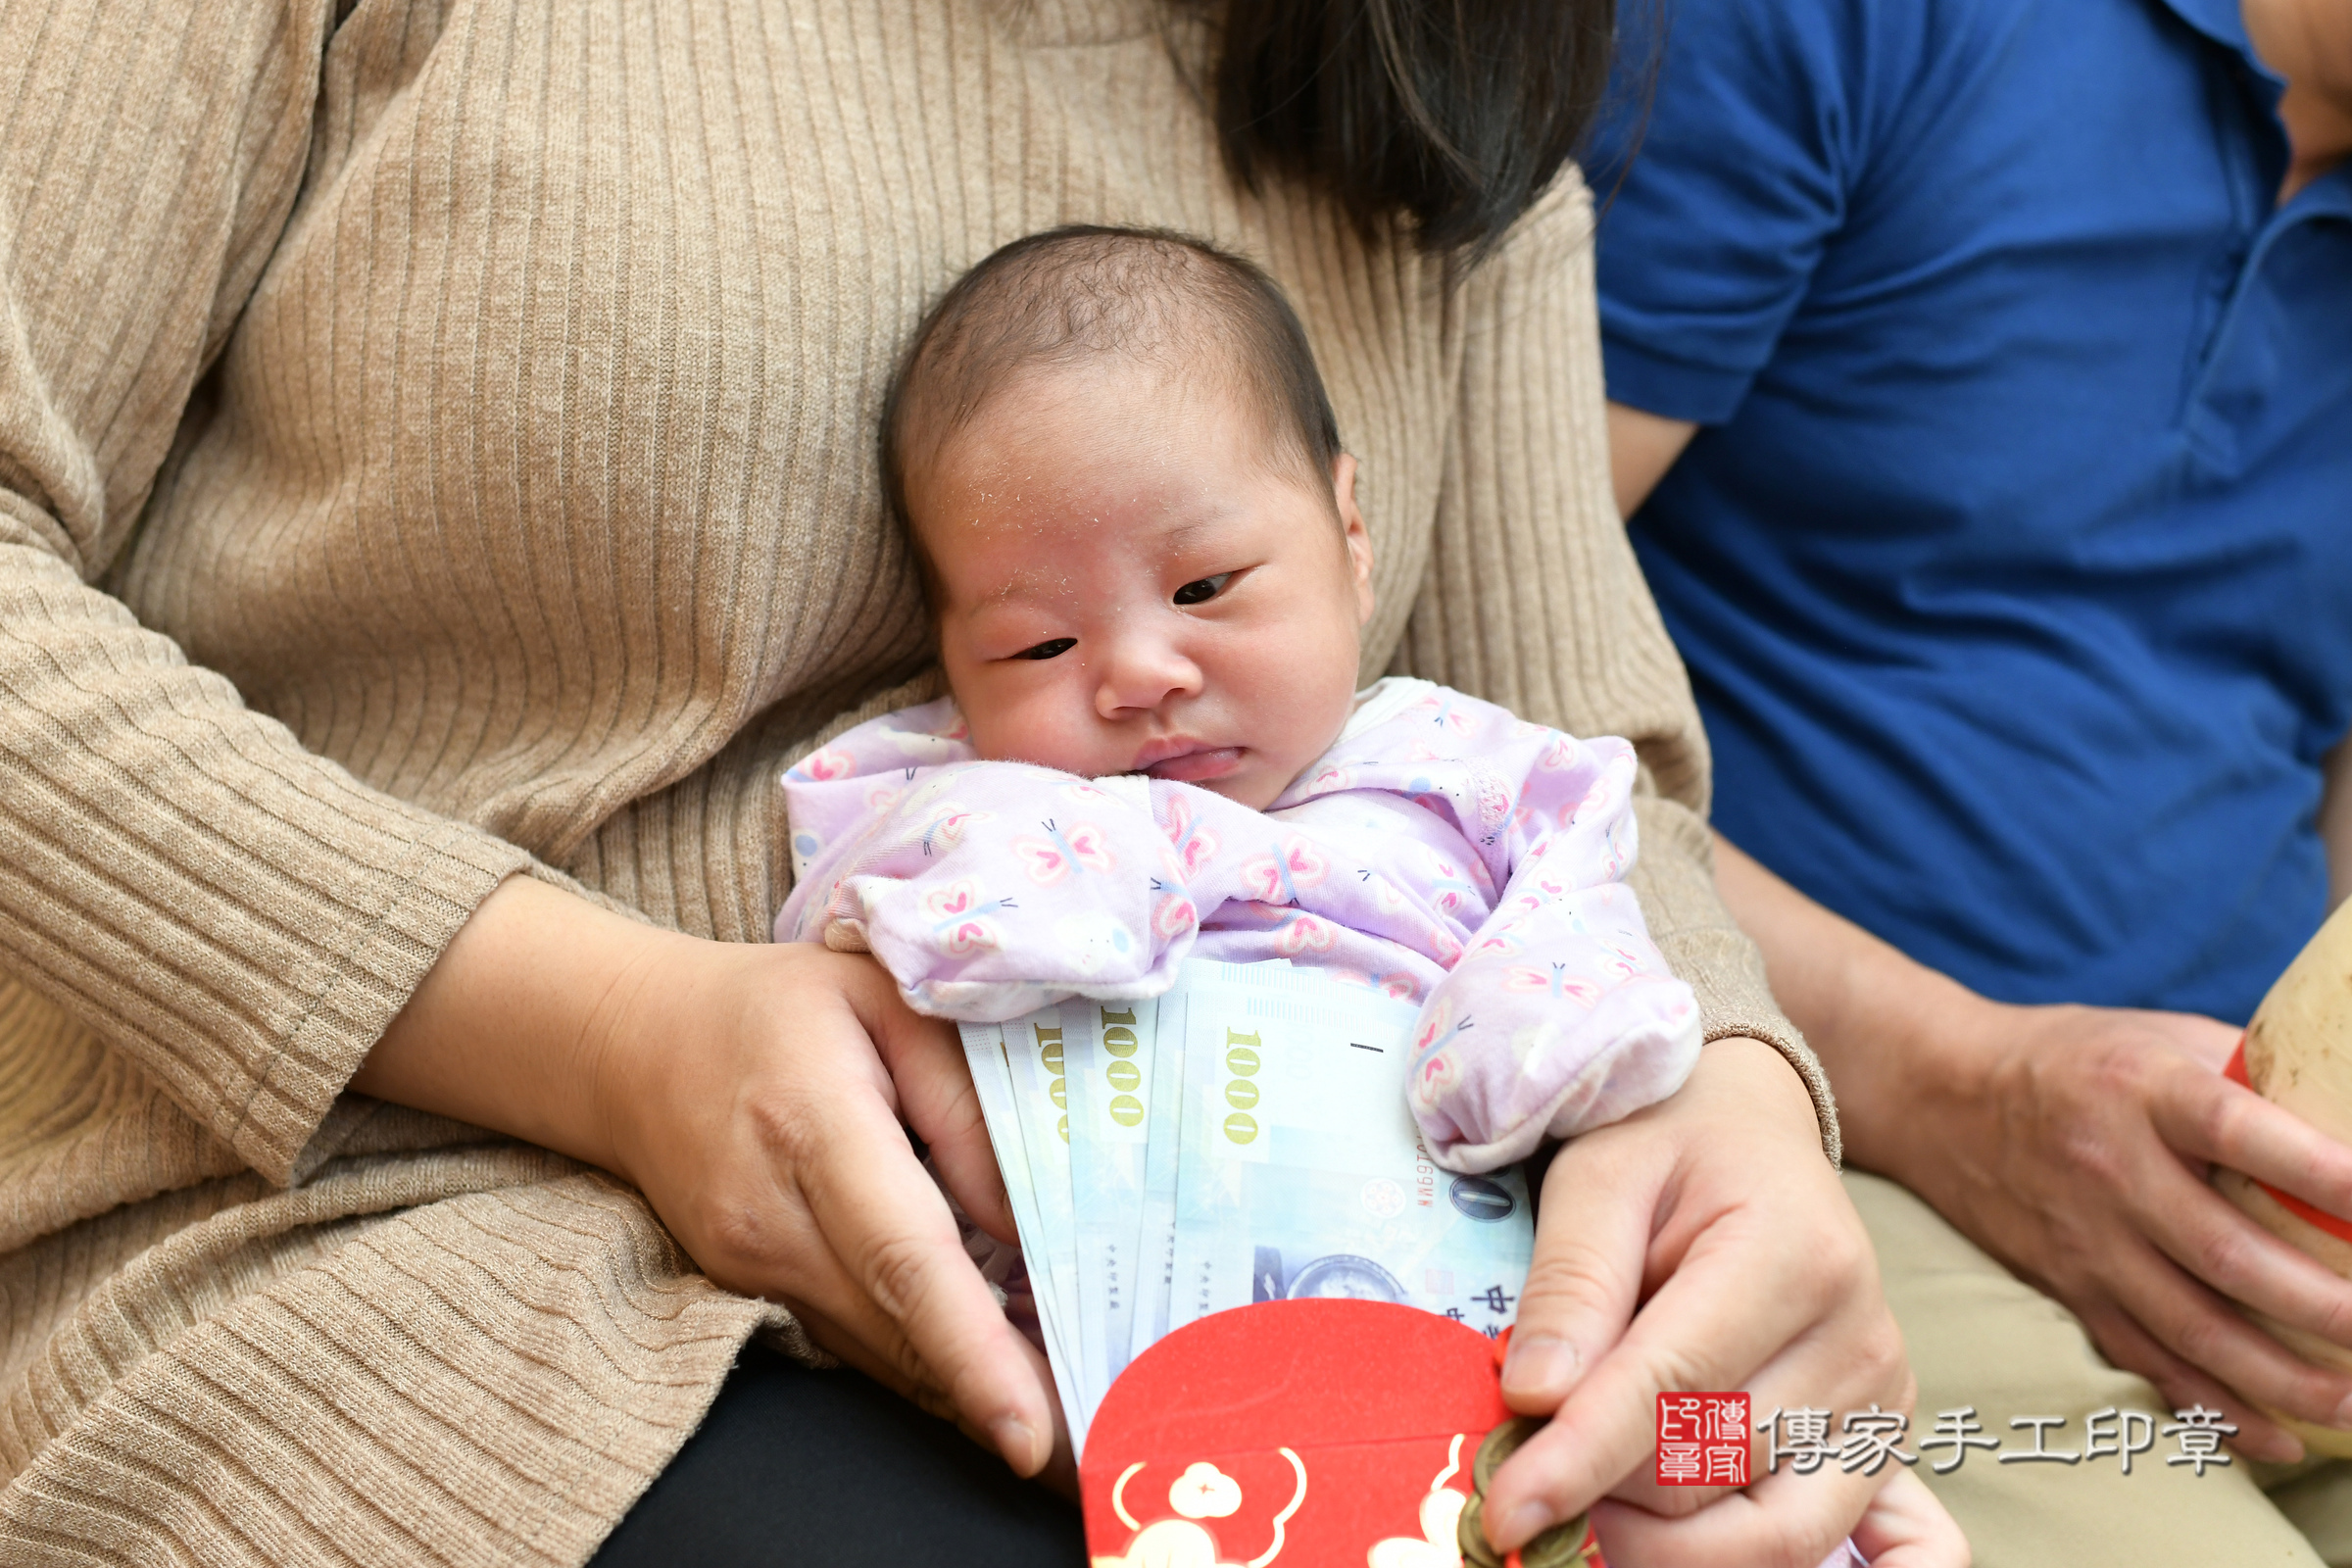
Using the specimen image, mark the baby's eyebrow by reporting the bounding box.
[1155,519,1213,554]
[978,568,1073,608]
[1152,509,1245,557]
[961,505,1241,612]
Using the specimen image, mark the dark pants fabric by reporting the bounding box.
[587,1342,1085,1566]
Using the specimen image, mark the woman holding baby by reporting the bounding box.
[0,1,1939,1563]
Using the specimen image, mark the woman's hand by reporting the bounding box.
[353,876,1062,1477]
[1864,998,2352,1463]
[1480,1037,1917,1568]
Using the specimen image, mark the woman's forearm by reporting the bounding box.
[1708,831,1990,1171]
[350,874,688,1181]
[357,873,1061,1472]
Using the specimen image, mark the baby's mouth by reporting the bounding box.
[1133,738,1246,783]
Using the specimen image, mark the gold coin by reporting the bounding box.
[1517,1512,1595,1568]
[1473,1415,1546,1494]
[1455,1492,1504,1568]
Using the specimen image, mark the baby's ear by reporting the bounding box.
[1332,453,1376,622]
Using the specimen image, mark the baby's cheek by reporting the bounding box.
[1259,646,1359,765]
[962,679,1112,776]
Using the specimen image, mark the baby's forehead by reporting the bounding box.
[913,354,1312,509]
[918,327,1253,437]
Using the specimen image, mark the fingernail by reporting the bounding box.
[1494,1500,1552,1552]
[1500,1333,1578,1399]
[989,1414,1042,1473]
[2335,1393,2352,1431]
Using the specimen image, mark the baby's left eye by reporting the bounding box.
[1172,573,1232,607]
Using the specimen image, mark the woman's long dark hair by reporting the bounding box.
[1208,0,1621,261]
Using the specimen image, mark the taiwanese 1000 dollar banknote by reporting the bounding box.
[1063,997,1157,1407]
[1126,982,1187,1369]
[957,1018,1090,1451]
[1166,963,1535,1341]
[968,959,1534,1452]
[1001,1007,1091,1413]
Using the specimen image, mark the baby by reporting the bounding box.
[775,226,1702,1172]
[777,229,1970,1568]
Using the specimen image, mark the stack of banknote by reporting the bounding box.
[958,958,1537,1453]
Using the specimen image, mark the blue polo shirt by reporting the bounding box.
[1588,0,2352,1021]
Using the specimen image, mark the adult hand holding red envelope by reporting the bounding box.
[1074,1036,1952,1568]
[1478,1039,1946,1568]
[1079,1295,1942,1568]
[960,952,1943,1562]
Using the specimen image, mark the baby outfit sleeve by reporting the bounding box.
[1387,171,1838,1164]
[776,712,1202,1020]
[1404,717,1703,1173]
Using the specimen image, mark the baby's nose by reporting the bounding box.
[1095,630,1204,716]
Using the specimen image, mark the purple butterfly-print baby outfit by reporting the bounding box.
[775,677,1702,1172]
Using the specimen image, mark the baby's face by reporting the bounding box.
[917,360,1374,811]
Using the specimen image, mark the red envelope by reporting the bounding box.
[1081,1298,1590,1568]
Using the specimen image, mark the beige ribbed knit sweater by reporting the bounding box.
[0,1,1832,1561]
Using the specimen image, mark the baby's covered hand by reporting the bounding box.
[781,753,1198,1021]
[1400,737,1704,1173]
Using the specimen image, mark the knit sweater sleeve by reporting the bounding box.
[0,0,535,1184]
[1389,172,1840,1163]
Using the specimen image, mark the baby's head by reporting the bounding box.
[882,226,1374,811]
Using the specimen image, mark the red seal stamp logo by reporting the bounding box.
[1657,1393,1750,1487]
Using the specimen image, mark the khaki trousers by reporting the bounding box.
[1848,1171,2352,1564]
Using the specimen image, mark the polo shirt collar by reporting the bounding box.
[2300,161,2352,220]
[2148,0,2352,217]
[2153,0,2265,66]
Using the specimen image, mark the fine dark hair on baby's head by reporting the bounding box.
[881,225,1343,609]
